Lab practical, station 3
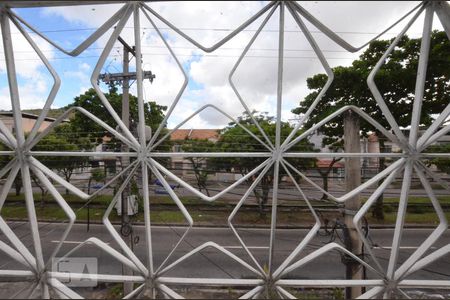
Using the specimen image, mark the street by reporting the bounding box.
[1,222,449,283]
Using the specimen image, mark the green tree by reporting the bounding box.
[0,143,20,195]
[87,168,106,194]
[181,138,217,196]
[292,30,450,219]
[426,143,450,174]
[33,124,91,195]
[214,111,315,215]
[70,88,167,143]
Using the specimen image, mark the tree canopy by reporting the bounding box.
[69,87,168,143]
[213,111,315,214]
[292,30,450,219]
[292,30,450,148]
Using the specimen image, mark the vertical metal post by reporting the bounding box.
[344,110,363,298]
[121,33,134,297]
[267,3,284,296]
[1,8,48,298]
[134,2,154,282]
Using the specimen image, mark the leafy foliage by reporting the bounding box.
[213,111,315,214]
[33,123,91,194]
[69,88,168,144]
[292,31,450,219]
[426,143,450,174]
[181,138,217,196]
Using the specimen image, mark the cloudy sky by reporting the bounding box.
[0,1,444,129]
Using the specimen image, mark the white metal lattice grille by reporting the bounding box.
[0,1,449,299]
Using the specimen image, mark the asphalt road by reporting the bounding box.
[1,222,449,284]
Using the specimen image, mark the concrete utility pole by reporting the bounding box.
[343,110,363,299]
[99,36,155,296]
[120,40,133,296]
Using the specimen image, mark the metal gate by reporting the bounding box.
[0,1,449,298]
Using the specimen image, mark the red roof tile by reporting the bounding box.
[170,129,220,141]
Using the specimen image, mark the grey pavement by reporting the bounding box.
[1,222,449,286]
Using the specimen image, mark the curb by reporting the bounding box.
[5,218,440,229]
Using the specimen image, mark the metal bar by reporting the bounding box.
[0,157,16,179]
[158,277,263,286]
[29,151,138,157]
[280,242,383,279]
[150,104,272,152]
[290,1,424,52]
[0,119,17,148]
[285,105,405,153]
[7,9,61,148]
[435,1,450,40]
[282,2,334,150]
[0,161,20,209]
[386,162,413,280]
[47,278,83,299]
[409,5,433,148]
[8,4,129,57]
[150,152,271,158]
[29,165,76,270]
[29,156,90,200]
[150,157,272,202]
[100,161,148,276]
[156,284,184,299]
[49,272,145,283]
[240,286,265,299]
[123,284,145,299]
[158,241,261,278]
[21,163,45,283]
[353,166,404,274]
[277,279,385,287]
[134,3,154,277]
[0,241,31,269]
[90,4,139,148]
[141,5,189,149]
[227,160,274,276]
[276,286,297,300]
[54,237,143,274]
[367,5,426,148]
[402,244,450,278]
[228,2,280,150]
[398,279,450,289]
[0,270,34,279]
[395,165,448,280]
[419,123,450,151]
[141,1,278,53]
[28,106,136,151]
[1,10,25,147]
[0,216,37,271]
[268,2,285,275]
[147,161,193,275]
[273,161,322,280]
[3,1,127,8]
[282,157,405,203]
[89,159,139,199]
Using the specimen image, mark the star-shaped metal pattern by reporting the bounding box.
[0,1,449,299]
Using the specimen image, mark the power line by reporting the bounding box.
[10,25,419,36]
[0,53,357,62]
[0,45,353,55]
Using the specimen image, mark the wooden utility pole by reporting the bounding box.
[343,110,363,299]
[99,36,154,296]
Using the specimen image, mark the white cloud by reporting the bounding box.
[64,62,91,83]
[35,1,446,129]
[0,18,57,110]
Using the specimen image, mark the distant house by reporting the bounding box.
[0,111,67,134]
[169,129,220,177]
